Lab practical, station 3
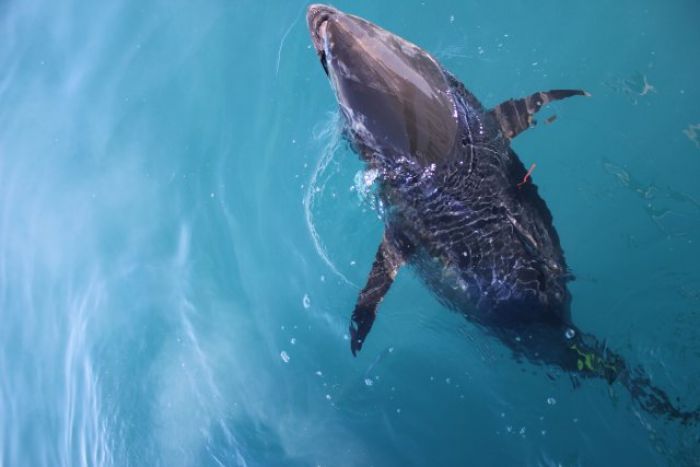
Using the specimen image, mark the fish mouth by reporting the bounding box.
[307,4,338,75]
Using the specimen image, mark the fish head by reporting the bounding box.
[307,4,458,164]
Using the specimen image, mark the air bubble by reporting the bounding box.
[280,351,290,363]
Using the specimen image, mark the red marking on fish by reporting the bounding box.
[517,163,537,189]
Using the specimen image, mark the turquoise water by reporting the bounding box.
[1,0,699,465]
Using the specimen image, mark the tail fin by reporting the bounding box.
[618,366,699,425]
[567,329,700,424]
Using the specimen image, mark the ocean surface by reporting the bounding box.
[1,0,699,465]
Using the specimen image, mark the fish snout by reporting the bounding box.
[306,4,337,56]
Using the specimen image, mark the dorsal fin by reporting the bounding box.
[489,90,589,139]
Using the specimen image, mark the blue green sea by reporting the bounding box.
[1,0,699,465]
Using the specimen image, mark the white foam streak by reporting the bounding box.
[275,5,305,76]
[304,112,356,287]
[153,223,247,467]
[61,279,112,467]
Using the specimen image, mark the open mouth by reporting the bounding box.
[307,4,336,75]
[317,21,329,75]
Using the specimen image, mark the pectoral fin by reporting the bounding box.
[350,234,404,356]
[489,89,589,139]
